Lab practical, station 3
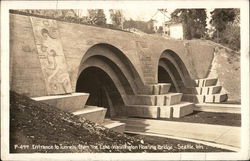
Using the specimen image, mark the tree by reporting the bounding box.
[190,9,207,38]
[210,9,236,42]
[87,9,106,26]
[210,9,240,50]
[171,9,207,39]
[109,9,123,29]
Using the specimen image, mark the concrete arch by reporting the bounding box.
[76,43,144,116]
[158,61,181,92]
[158,49,193,91]
[78,43,144,93]
[79,56,132,100]
[76,65,126,117]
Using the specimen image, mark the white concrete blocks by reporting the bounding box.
[33,93,126,133]
[158,102,194,118]
[214,93,228,102]
[72,106,107,124]
[159,106,173,118]
[195,78,218,87]
[194,103,241,114]
[129,93,183,106]
[187,78,228,103]
[152,83,171,95]
[195,86,222,95]
[165,93,183,105]
[137,83,171,95]
[172,102,193,118]
[103,119,126,133]
[32,92,89,112]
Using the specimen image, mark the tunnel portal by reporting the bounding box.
[76,67,124,118]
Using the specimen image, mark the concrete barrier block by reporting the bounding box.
[205,95,214,102]
[214,93,228,102]
[195,78,218,87]
[151,83,171,95]
[195,79,199,86]
[195,87,202,95]
[195,79,205,87]
[159,83,171,94]
[172,102,194,118]
[201,87,209,95]
[209,86,222,94]
[103,119,126,133]
[165,93,183,105]
[155,95,165,106]
[32,92,89,112]
[72,106,107,124]
[195,103,240,113]
[159,106,173,118]
[109,123,126,133]
[204,78,218,86]
[132,93,183,106]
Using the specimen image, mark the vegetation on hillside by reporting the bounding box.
[210,9,240,51]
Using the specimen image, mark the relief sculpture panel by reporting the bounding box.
[30,17,72,95]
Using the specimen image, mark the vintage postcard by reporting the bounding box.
[1,0,249,160]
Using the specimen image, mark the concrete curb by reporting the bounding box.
[125,131,240,152]
[194,103,241,114]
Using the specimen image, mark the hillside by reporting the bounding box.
[10,91,229,153]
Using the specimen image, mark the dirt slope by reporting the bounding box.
[10,91,229,153]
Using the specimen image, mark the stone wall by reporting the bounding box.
[10,14,47,96]
[9,13,240,101]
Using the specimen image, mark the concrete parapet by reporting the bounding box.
[194,103,241,114]
[183,93,228,103]
[102,119,126,133]
[72,106,107,124]
[138,83,171,95]
[214,93,228,102]
[32,93,89,112]
[159,106,173,118]
[195,86,222,95]
[195,78,218,87]
[128,93,183,106]
[172,102,193,118]
[185,78,228,103]
[159,102,193,118]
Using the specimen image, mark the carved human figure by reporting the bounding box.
[40,28,71,93]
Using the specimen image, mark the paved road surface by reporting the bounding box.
[115,117,240,148]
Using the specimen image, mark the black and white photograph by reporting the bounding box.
[1,0,249,160]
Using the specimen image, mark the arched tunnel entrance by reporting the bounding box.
[158,66,177,92]
[76,67,124,118]
[158,50,193,93]
[75,43,144,118]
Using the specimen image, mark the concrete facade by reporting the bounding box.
[10,13,240,106]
